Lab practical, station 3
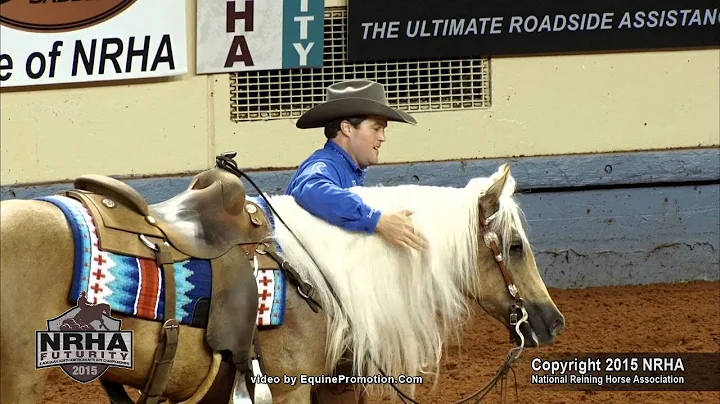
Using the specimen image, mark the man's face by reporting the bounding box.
[342,115,388,169]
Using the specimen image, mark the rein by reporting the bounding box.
[215,153,529,404]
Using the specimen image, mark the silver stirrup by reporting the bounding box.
[229,371,252,404]
[229,359,273,404]
[252,358,273,404]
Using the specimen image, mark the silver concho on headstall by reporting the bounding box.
[483,231,499,248]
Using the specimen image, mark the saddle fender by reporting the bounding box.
[207,245,261,373]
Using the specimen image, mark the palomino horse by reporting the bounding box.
[0,154,565,404]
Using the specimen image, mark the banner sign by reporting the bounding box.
[196,0,325,74]
[0,0,188,88]
[347,0,720,61]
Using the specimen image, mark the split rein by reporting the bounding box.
[215,154,530,404]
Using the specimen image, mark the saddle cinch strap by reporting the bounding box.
[138,240,180,404]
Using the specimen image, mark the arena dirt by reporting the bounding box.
[39,281,720,404]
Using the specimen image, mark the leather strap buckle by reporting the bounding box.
[163,319,179,329]
[297,284,312,299]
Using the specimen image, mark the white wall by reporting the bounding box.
[1,0,717,185]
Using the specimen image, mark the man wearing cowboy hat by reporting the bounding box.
[286,79,428,251]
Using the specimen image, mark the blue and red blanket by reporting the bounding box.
[37,195,286,328]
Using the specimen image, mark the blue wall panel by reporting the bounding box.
[517,184,719,288]
[3,148,718,200]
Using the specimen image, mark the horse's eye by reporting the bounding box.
[509,243,523,253]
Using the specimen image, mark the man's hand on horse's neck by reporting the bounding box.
[376,209,428,251]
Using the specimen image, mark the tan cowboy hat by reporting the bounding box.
[295,79,417,129]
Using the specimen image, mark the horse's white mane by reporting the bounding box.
[265,166,531,394]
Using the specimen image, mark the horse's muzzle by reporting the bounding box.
[517,302,565,347]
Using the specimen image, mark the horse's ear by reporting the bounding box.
[479,164,512,217]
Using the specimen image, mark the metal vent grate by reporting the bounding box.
[230,7,490,122]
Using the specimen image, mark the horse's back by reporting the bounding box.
[2,198,73,270]
[1,197,70,231]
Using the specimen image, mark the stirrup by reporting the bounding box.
[229,371,252,404]
[229,359,273,404]
[251,358,272,404]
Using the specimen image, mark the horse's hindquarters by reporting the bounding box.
[0,200,77,404]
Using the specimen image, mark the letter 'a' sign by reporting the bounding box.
[347,0,720,62]
[0,0,188,88]
[196,0,324,74]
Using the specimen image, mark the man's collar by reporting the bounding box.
[324,140,363,174]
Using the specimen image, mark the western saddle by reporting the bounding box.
[60,153,320,404]
[71,166,273,262]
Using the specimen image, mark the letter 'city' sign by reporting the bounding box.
[196,0,324,74]
[346,0,720,61]
[0,0,188,88]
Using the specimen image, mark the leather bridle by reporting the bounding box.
[377,201,530,404]
[216,153,530,404]
[477,201,528,347]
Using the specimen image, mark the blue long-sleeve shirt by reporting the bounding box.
[285,141,382,233]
